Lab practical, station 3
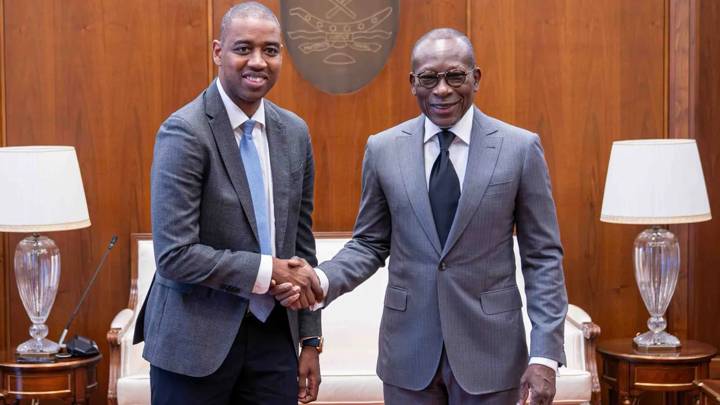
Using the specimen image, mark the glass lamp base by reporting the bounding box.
[17,336,60,355]
[633,330,681,348]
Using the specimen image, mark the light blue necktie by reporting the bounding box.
[239,119,274,322]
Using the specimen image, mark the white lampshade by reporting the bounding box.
[0,146,91,232]
[600,139,711,224]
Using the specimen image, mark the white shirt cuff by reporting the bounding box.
[309,267,329,311]
[252,254,273,294]
[529,357,558,373]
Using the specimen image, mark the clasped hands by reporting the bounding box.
[269,256,322,310]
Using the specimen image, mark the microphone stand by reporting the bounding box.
[58,235,118,348]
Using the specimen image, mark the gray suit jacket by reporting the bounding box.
[133,82,320,377]
[319,107,567,394]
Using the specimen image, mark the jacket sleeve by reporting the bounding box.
[515,133,568,366]
[296,129,321,337]
[151,115,262,298]
[319,135,391,307]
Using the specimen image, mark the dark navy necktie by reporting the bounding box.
[429,130,461,248]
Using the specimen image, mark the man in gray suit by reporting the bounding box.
[134,2,324,404]
[282,28,568,404]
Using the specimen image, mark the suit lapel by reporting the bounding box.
[205,83,260,243]
[442,108,501,256]
[397,116,442,256]
[264,102,290,255]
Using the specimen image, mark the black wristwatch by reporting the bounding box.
[301,336,324,353]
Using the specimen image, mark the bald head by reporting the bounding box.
[219,2,280,44]
[411,28,475,72]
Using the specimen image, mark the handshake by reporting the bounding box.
[269,256,324,310]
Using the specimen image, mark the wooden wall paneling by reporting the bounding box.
[471,0,666,340]
[667,0,694,342]
[207,0,216,83]
[213,0,467,231]
[0,0,7,357]
[2,0,711,402]
[691,0,720,349]
[3,0,209,401]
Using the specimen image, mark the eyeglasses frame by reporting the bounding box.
[409,66,480,89]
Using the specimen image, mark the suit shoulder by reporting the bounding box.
[487,115,538,143]
[265,99,309,133]
[157,92,207,138]
[169,92,205,123]
[367,116,420,147]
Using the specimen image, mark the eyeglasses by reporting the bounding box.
[410,68,475,89]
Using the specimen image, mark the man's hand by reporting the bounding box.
[297,347,321,403]
[271,257,323,309]
[269,280,301,307]
[517,364,556,405]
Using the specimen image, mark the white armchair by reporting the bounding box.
[107,233,600,405]
[107,234,154,405]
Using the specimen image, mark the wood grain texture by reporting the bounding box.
[667,0,693,342]
[3,1,720,403]
[0,0,6,357]
[213,0,466,231]
[471,0,666,340]
[690,0,720,350]
[2,0,208,402]
[0,354,101,404]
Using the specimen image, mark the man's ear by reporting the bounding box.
[212,40,222,66]
[473,67,482,91]
[409,74,417,95]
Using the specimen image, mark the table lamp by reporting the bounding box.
[600,139,711,348]
[0,146,90,360]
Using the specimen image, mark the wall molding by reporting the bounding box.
[667,0,696,341]
[207,0,214,84]
[0,0,9,356]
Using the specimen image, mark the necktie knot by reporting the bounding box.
[437,130,455,151]
[241,119,256,139]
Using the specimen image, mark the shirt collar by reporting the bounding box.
[216,79,266,131]
[423,106,474,145]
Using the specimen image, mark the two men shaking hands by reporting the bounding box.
[269,257,322,310]
[137,1,567,404]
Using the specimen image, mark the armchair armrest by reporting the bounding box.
[111,308,134,332]
[566,304,591,326]
[107,308,134,405]
[566,304,601,405]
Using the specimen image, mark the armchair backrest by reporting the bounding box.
[123,234,155,377]
[315,236,387,375]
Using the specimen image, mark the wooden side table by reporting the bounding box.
[696,380,720,404]
[0,353,101,404]
[598,339,716,404]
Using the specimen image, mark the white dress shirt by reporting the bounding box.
[216,79,274,295]
[423,104,473,191]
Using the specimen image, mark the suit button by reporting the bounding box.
[438,262,447,271]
